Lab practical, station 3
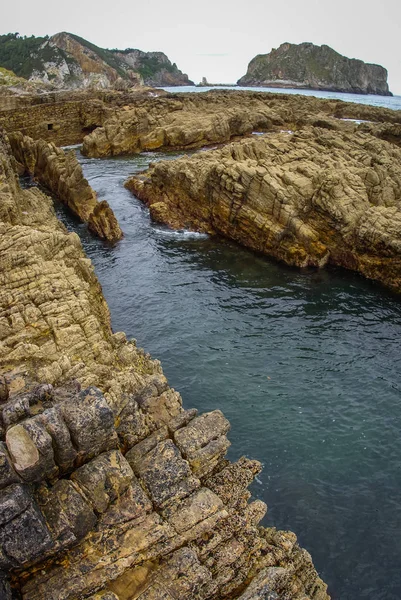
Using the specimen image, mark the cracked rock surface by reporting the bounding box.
[127,127,401,293]
[81,90,401,159]
[0,131,329,598]
[8,131,123,242]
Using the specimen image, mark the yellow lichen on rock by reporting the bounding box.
[0,130,329,599]
[126,127,401,293]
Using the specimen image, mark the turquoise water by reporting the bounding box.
[47,147,401,600]
[162,85,401,111]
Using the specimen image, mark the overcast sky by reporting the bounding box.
[3,0,401,94]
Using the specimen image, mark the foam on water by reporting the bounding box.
[153,226,209,240]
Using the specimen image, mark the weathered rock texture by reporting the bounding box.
[0,32,193,90]
[127,128,401,293]
[238,42,392,96]
[1,88,400,152]
[0,133,329,598]
[8,131,123,242]
[81,90,401,158]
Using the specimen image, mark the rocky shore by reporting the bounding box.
[81,90,401,158]
[1,84,401,598]
[0,127,329,599]
[126,127,401,293]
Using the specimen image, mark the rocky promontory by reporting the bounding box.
[126,128,401,293]
[8,131,123,242]
[0,128,329,598]
[238,42,392,96]
[0,32,193,90]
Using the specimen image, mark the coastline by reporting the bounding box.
[0,128,329,599]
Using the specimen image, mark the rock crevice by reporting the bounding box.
[0,128,328,598]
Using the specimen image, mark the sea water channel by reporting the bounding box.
[52,87,401,600]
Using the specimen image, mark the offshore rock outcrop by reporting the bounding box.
[81,90,401,158]
[238,42,392,96]
[8,131,123,242]
[0,132,329,598]
[126,128,401,293]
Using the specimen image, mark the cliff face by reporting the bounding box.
[126,128,401,293]
[0,32,193,90]
[112,48,194,87]
[0,132,329,598]
[238,42,392,96]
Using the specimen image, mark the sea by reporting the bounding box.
[51,86,401,599]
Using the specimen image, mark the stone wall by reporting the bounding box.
[0,99,106,146]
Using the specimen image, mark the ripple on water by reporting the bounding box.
[44,149,401,600]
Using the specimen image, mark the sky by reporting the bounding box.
[3,0,401,94]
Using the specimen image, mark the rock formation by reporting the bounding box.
[81,90,401,158]
[0,32,193,90]
[126,128,401,293]
[8,131,123,242]
[238,42,392,96]
[0,131,329,598]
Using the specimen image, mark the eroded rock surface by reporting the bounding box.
[127,128,401,293]
[8,131,123,242]
[81,90,401,158]
[0,132,329,598]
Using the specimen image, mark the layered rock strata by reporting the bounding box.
[8,131,123,242]
[238,42,392,96]
[81,90,401,158]
[0,132,329,597]
[126,128,401,293]
[1,88,400,152]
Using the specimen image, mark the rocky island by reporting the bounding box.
[238,42,392,96]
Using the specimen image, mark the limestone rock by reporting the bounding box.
[0,32,192,90]
[81,89,401,159]
[0,484,53,568]
[71,450,133,513]
[8,132,123,242]
[0,377,8,403]
[127,128,401,293]
[0,130,329,598]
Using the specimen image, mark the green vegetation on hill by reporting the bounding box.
[0,32,192,87]
[136,56,177,80]
[0,33,63,78]
[238,42,391,96]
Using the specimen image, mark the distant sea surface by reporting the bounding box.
[162,85,401,110]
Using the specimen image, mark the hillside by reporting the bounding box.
[238,42,392,96]
[0,32,193,89]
